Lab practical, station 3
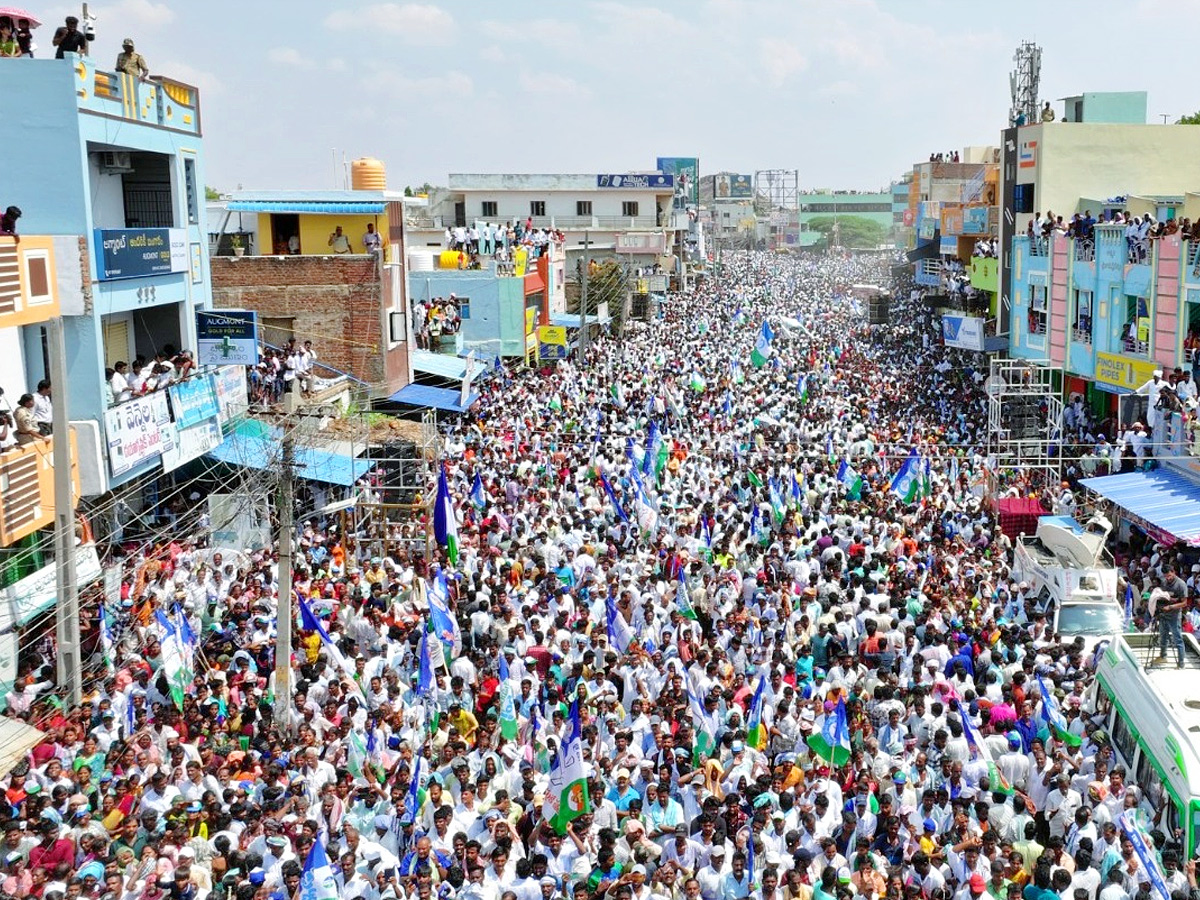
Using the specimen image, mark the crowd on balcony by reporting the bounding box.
[444,222,565,260]
[1029,210,1200,264]
[0,380,52,450]
[413,295,463,350]
[248,339,319,406]
[970,239,996,259]
[105,347,197,408]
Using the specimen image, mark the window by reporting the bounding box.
[481,201,497,218]
[1072,290,1093,344]
[622,201,640,217]
[1123,296,1149,356]
[183,158,198,225]
[1028,284,1047,337]
[457,297,471,320]
[530,201,546,217]
[576,200,592,216]
[1110,711,1137,768]
[1013,184,1034,214]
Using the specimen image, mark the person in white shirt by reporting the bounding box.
[32,380,51,434]
[109,361,131,404]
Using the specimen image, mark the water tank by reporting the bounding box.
[407,250,434,272]
[351,157,386,191]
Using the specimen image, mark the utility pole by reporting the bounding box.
[273,391,297,732]
[578,231,590,362]
[48,317,80,707]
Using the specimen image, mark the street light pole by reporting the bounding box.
[273,392,297,733]
[49,317,80,707]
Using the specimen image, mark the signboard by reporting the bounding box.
[161,419,224,473]
[656,157,699,206]
[196,310,259,366]
[962,206,990,235]
[104,391,174,476]
[538,325,569,361]
[214,365,248,427]
[94,228,188,280]
[939,236,958,257]
[919,218,937,240]
[1094,351,1159,393]
[190,242,203,284]
[596,173,673,189]
[942,315,986,351]
[2,544,102,627]
[940,206,963,236]
[168,373,220,430]
[729,174,752,198]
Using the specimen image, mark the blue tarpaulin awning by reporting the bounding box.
[411,350,468,380]
[226,201,386,214]
[389,384,479,413]
[207,421,369,487]
[549,313,610,329]
[1080,468,1200,545]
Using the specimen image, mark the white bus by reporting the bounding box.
[1091,631,1200,854]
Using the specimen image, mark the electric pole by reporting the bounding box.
[49,317,80,707]
[273,391,297,732]
[578,231,590,362]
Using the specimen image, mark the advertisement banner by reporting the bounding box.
[161,419,224,473]
[538,325,569,361]
[1094,352,1158,393]
[2,544,102,627]
[104,391,174,476]
[168,373,220,430]
[939,236,958,257]
[962,206,990,235]
[942,315,985,351]
[656,157,699,206]
[196,310,259,366]
[729,174,753,198]
[596,174,673,189]
[214,365,248,427]
[94,228,188,280]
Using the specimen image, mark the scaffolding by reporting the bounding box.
[754,169,799,214]
[986,358,1062,492]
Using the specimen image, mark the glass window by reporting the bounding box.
[1073,290,1093,343]
[576,201,592,216]
[530,201,546,217]
[1110,713,1137,769]
[481,201,497,218]
[184,158,198,225]
[622,201,639,217]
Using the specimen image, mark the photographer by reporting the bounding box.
[0,408,14,452]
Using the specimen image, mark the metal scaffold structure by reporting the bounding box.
[754,169,799,214]
[985,357,1063,488]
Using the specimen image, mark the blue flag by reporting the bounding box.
[1124,583,1134,629]
[806,697,851,765]
[417,628,435,697]
[470,472,486,511]
[403,756,422,823]
[600,471,629,523]
[300,840,339,900]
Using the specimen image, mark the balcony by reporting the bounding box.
[0,433,78,548]
[1029,236,1050,257]
[0,236,61,327]
[1074,238,1095,262]
[72,55,201,136]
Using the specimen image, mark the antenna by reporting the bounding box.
[1008,40,1042,127]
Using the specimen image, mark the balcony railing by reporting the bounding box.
[1074,239,1095,262]
[1072,325,1093,345]
[72,55,202,135]
[1029,236,1049,257]
[1122,334,1150,356]
[1188,241,1200,276]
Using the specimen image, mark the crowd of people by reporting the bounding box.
[413,297,464,351]
[3,252,1197,900]
[248,339,320,405]
[1026,211,1200,264]
[444,222,565,261]
[106,348,197,408]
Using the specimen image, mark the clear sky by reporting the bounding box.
[44,0,1199,193]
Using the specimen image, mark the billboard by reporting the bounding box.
[94,228,188,281]
[197,310,260,366]
[714,174,753,199]
[596,174,673,189]
[656,157,699,206]
[942,315,985,351]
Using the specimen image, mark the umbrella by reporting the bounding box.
[0,7,40,26]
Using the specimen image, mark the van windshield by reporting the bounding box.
[1058,602,1124,636]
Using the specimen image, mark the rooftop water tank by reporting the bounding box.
[351,157,386,191]
[407,250,434,272]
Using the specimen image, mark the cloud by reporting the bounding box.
[480,18,579,47]
[325,3,455,44]
[759,37,808,86]
[479,45,506,63]
[109,0,175,28]
[367,67,473,99]
[518,71,588,97]
[267,48,313,69]
[164,61,221,97]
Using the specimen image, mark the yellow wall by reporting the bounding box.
[256,213,385,256]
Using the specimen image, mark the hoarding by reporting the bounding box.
[596,174,673,189]
[942,315,985,351]
[168,373,220,430]
[104,391,174,476]
[538,325,569,361]
[94,228,188,280]
[197,310,259,366]
[161,419,224,473]
[656,157,699,206]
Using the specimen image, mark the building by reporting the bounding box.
[797,190,894,248]
[0,52,239,503]
[209,187,414,401]
[406,172,687,278]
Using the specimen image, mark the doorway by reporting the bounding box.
[270,213,300,254]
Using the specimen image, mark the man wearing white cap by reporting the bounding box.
[1136,369,1165,434]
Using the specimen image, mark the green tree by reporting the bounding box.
[805,215,888,250]
[205,185,222,200]
[1177,111,1200,125]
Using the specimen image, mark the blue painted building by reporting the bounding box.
[0,55,219,495]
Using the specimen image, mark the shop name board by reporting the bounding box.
[1094,351,1159,392]
[596,174,673,189]
[104,391,174,476]
[197,310,259,366]
[95,228,189,280]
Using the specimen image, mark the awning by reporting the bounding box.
[226,201,386,214]
[0,718,45,779]
[207,421,370,487]
[906,240,940,262]
[412,349,468,381]
[549,313,610,329]
[1080,468,1200,545]
[389,384,479,413]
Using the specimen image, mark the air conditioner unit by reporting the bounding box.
[100,151,132,172]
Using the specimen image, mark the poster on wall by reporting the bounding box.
[656,157,699,206]
[104,391,174,476]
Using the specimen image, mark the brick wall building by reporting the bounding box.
[210,256,411,398]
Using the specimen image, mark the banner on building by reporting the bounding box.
[538,325,569,361]
[168,373,220,430]
[105,391,174,476]
[161,419,224,473]
[214,365,249,427]
[596,174,673,189]
[197,310,259,366]
[942,315,985,351]
[656,157,699,206]
[94,228,188,280]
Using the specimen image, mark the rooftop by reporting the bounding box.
[447,173,675,192]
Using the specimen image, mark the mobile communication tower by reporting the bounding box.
[1009,41,1042,127]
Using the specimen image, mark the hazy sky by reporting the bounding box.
[47,0,1198,193]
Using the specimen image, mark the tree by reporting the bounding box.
[804,215,888,251]
[1176,111,1200,125]
[205,185,222,200]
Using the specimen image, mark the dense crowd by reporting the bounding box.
[3,252,1197,900]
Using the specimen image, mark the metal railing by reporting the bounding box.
[1029,236,1049,257]
[1122,334,1150,356]
[1071,326,1093,345]
[1074,239,1095,262]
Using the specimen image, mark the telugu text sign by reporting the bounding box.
[94,228,189,280]
[104,391,174,476]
